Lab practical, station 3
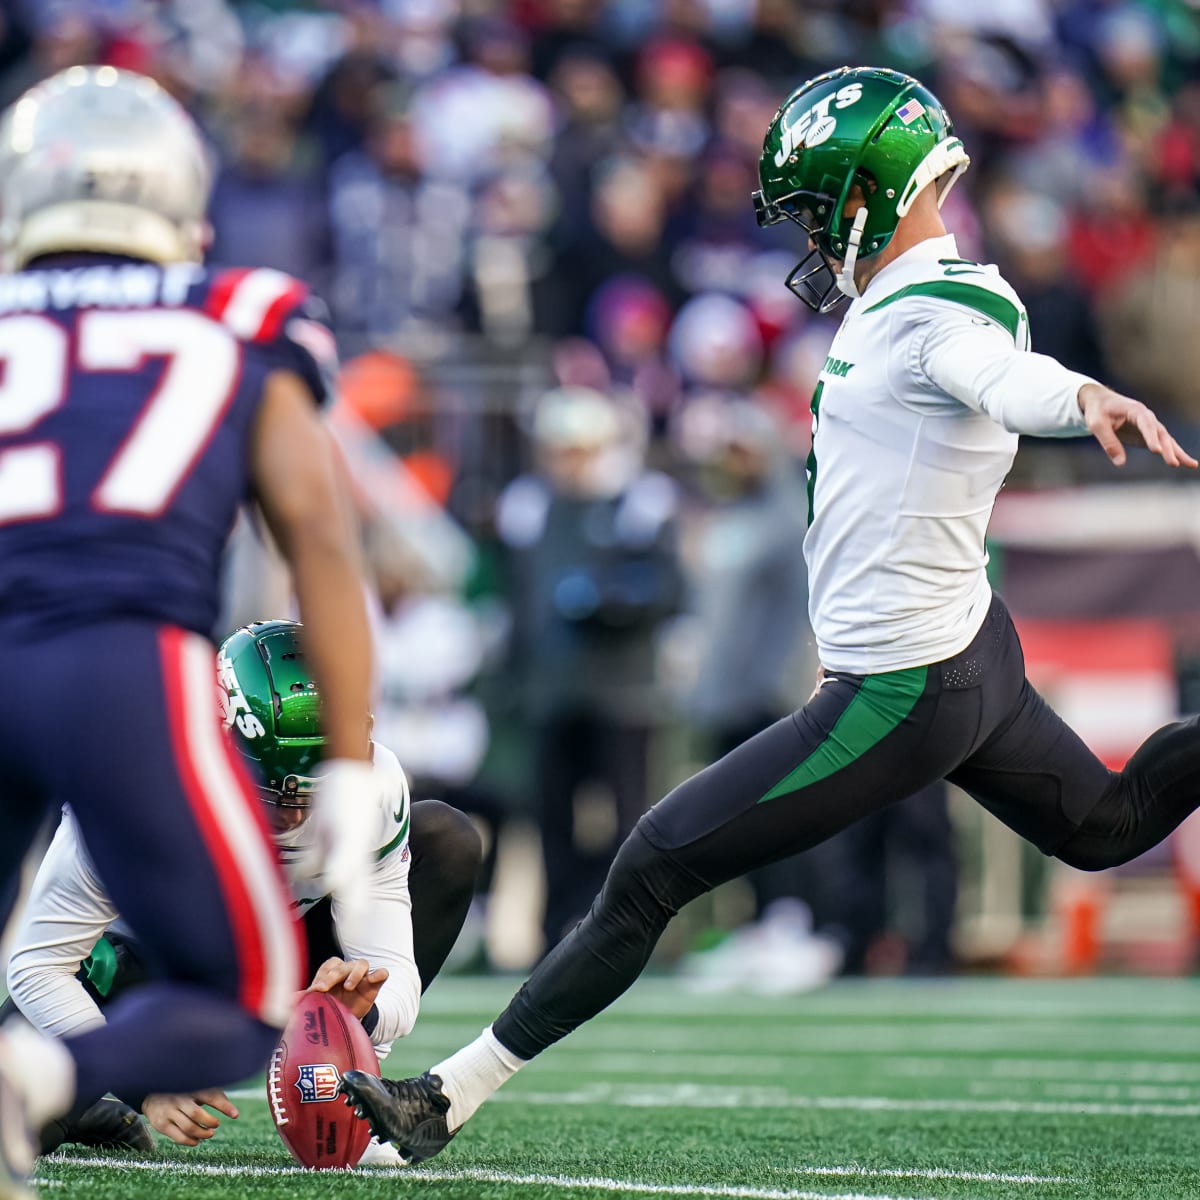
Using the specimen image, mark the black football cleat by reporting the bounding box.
[339,1071,457,1164]
[40,1097,155,1156]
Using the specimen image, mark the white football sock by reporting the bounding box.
[0,1020,76,1128]
[431,1025,527,1130]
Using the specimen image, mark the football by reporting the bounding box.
[268,991,380,1169]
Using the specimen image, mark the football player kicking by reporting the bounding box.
[3,621,481,1166]
[0,69,380,1198]
[339,65,1200,1162]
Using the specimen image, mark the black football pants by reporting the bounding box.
[494,593,1200,1059]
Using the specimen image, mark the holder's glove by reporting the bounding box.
[308,759,378,928]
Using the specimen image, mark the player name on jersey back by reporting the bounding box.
[0,263,205,313]
[0,260,333,638]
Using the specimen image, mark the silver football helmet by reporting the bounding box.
[0,65,212,269]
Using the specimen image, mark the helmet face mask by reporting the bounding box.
[755,188,847,313]
[754,66,969,310]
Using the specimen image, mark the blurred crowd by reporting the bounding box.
[2,0,1198,461]
[5,0,1200,978]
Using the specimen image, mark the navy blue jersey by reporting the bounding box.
[0,260,337,638]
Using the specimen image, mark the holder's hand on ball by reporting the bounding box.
[308,956,389,1021]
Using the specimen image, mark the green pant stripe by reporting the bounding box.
[864,280,1021,341]
[758,665,928,803]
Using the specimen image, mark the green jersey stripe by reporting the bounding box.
[757,666,928,802]
[375,806,411,862]
[864,280,1022,341]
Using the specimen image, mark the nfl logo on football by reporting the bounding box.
[294,1063,341,1103]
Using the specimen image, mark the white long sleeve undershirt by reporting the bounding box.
[917,312,1094,438]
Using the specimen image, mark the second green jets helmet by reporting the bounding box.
[753,66,969,312]
[217,620,323,807]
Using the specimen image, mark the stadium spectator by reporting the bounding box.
[496,386,683,952]
[325,84,472,354]
[6,0,1200,986]
[208,104,328,283]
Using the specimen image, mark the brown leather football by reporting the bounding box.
[268,991,379,1169]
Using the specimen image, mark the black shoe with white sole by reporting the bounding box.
[338,1071,457,1164]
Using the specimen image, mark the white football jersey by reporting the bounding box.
[806,234,1093,674]
[6,743,419,1053]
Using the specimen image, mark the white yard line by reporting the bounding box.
[882,1057,1200,1083]
[226,1080,1200,1117]
[35,1156,939,1200]
[407,1024,1200,1056]
[492,1083,1200,1118]
[394,1051,1200,1084]
[421,978,1200,1021]
[966,1080,1200,1103]
[792,1166,1069,1184]
[375,1168,935,1200]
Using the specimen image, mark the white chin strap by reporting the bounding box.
[835,206,869,300]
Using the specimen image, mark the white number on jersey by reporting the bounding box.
[0,310,241,525]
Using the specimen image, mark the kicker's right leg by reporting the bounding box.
[340,664,982,1158]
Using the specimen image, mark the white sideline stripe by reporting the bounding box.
[421,978,1200,1021]
[36,1158,932,1200]
[793,1166,1069,1184]
[496,1085,1200,1118]
[410,1022,1200,1055]
[364,1050,1200,1085]
[224,1083,1200,1118]
[417,1168,934,1199]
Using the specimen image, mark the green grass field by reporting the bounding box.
[33,976,1200,1200]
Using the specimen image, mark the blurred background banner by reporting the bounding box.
[5,0,1198,981]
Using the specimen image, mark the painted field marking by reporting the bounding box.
[882,1057,1200,1083]
[36,1156,939,1200]
[422,977,1200,1021]
[412,1051,1200,1084]
[225,1081,1200,1118]
[792,1166,1070,1184]
[405,1023,1200,1055]
[494,1083,1200,1118]
[966,1080,1200,1103]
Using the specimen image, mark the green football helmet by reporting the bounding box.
[753,66,969,312]
[217,620,323,807]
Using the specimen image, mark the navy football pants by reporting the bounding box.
[0,620,303,1104]
[494,593,1200,1059]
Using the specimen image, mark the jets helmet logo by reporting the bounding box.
[294,1063,341,1103]
[774,82,864,166]
[216,649,266,739]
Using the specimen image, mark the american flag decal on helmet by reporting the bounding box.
[895,98,926,125]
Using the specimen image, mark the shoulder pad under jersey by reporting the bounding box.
[204,267,338,407]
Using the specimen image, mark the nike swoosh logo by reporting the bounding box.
[943,267,984,276]
[393,809,405,823]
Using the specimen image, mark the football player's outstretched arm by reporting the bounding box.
[920,315,1198,470]
[252,368,377,919]
[251,368,372,764]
